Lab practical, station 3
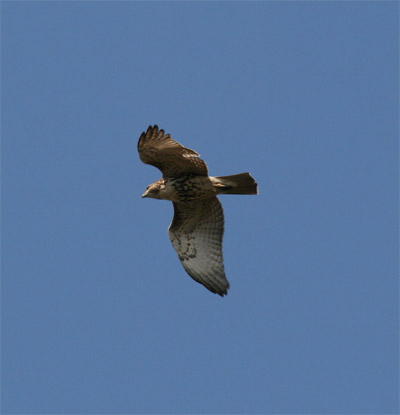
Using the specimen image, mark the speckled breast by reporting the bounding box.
[167,176,216,202]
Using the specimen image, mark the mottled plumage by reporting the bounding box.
[138,125,258,296]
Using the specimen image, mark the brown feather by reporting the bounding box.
[169,198,229,296]
[138,125,208,178]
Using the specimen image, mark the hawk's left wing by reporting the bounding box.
[138,125,209,178]
[168,197,230,296]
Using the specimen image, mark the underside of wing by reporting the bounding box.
[168,197,229,296]
[138,125,209,177]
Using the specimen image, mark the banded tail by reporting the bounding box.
[212,173,258,195]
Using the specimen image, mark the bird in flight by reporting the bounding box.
[138,125,258,296]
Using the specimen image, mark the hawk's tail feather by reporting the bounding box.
[214,173,258,195]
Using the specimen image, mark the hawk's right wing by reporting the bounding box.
[168,197,230,296]
[138,125,209,178]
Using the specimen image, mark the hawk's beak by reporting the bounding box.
[142,189,148,198]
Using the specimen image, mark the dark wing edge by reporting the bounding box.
[168,197,229,297]
[137,125,209,177]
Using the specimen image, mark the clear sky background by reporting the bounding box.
[1,2,398,414]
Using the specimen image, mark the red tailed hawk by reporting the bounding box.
[138,125,258,296]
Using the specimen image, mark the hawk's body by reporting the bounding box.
[138,125,258,296]
[145,176,217,202]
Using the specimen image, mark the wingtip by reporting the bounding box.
[140,124,158,137]
[147,124,158,136]
[144,124,168,140]
[138,125,160,148]
[214,282,230,297]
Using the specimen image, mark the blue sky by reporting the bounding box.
[2,1,398,414]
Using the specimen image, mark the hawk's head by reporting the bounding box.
[142,180,164,199]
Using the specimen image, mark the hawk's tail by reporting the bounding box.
[213,173,258,195]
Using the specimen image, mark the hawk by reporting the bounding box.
[138,125,258,296]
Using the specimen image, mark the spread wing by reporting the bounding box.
[168,197,229,296]
[138,125,209,178]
